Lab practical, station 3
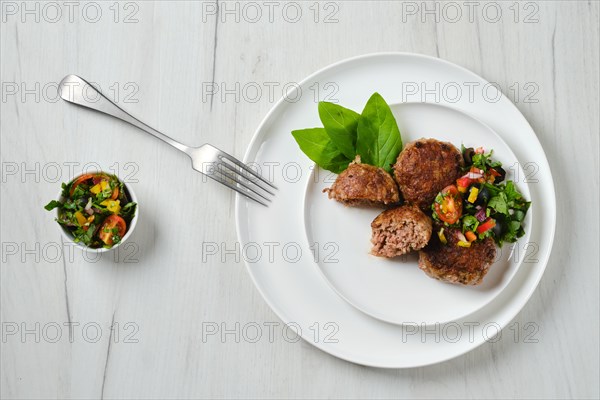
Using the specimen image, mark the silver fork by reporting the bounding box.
[57,74,276,206]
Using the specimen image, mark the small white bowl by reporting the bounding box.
[55,171,139,253]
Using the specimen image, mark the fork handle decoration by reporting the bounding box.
[57,75,275,206]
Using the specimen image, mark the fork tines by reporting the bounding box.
[211,153,277,207]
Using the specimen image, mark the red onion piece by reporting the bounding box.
[475,208,487,222]
[84,197,93,215]
[466,172,483,179]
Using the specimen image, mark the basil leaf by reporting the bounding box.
[61,182,70,198]
[121,202,137,219]
[483,183,501,197]
[44,200,62,211]
[502,220,522,243]
[472,150,501,172]
[504,180,522,202]
[513,210,525,222]
[356,93,402,172]
[85,224,96,242]
[292,128,351,174]
[72,185,86,199]
[318,102,360,159]
[488,192,508,215]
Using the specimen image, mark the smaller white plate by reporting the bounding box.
[303,102,532,326]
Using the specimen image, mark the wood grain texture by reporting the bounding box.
[1,1,598,399]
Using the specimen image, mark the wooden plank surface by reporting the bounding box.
[1,1,598,398]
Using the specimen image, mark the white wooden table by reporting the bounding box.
[1,1,598,398]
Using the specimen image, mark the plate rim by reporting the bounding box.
[235,52,557,368]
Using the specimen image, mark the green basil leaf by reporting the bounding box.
[483,183,501,197]
[513,210,525,222]
[488,192,508,215]
[61,182,70,198]
[356,93,402,172]
[292,128,351,174]
[44,200,62,211]
[121,202,137,219]
[504,180,523,202]
[318,102,360,159]
[72,185,86,199]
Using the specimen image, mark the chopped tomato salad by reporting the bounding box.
[433,185,463,225]
[432,146,530,247]
[45,173,137,249]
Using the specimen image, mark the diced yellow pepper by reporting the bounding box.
[90,180,109,194]
[457,185,467,193]
[467,187,479,203]
[100,199,121,214]
[74,211,87,226]
[438,228,447,245]
[457,240,471,248]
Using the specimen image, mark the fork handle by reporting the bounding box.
[58,75,191,154]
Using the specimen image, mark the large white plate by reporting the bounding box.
[236,53,556,368]
[305,102,532,326]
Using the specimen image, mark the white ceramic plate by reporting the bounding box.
[236,53,555,368]
[305,102,532,326]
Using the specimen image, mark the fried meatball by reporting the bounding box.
[418,228,497,285]
[324,157,399,207]
[370,205,432,257]
[393,138,464,210]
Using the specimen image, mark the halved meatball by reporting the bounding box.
[418,228,497,285]
[324,157,399,207]
[393,138,463,210]
[370,205,432,257]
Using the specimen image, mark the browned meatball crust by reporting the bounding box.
[418,229,497,285]
[324,158,400,207]
[393,138,464,210]
[371,205,433,257]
